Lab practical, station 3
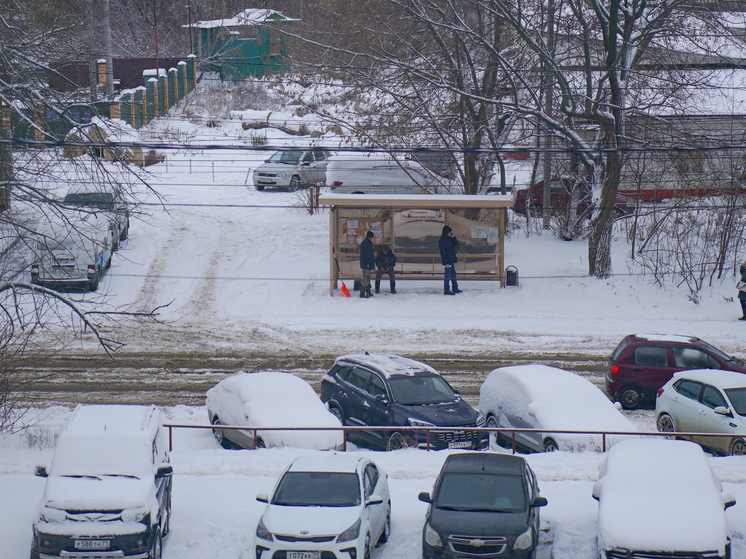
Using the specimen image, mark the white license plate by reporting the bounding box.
[74,540,110,550]
[448,440,473,449]
[287,552,321,559]
[53,259,75,267]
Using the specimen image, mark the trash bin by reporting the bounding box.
[505,265,519,287]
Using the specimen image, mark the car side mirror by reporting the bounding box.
[531,496,548,508]
[302,161,311,166]
[591,483,601,501]
[366,495,384,506]
[35,464,48,478]
[714,406,731,417]
[723,492,736,509]
[418,492,432,503]
[374,394,389,405]
[156,464,173,479]
[256,493,269,503]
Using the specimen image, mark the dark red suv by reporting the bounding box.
[512,178,633,217]
[606,334,746,409]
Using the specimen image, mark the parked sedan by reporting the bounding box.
[254,454,390,559]
[320,353,486,451]
[206,372,343,450]
[607,333,746,409]
[253,148,332,191]
[479,364,637,453]
[419,452,547,559]
[656,369,746,456]
[63,183,130,249]
[592,439,735,559]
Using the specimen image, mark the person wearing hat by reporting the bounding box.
[359,230,376,298]
[375,244,397,294]
[438,225,461,295]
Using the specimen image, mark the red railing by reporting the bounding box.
[163,424,740,453]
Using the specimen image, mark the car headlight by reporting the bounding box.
[121,507,150,524]
[256,517,274,542]
[513,526,533,551]
[337,518,360,543]
[424,522,442,549]
[39,506,66,523]
[476,411,486,426]
[277,171,290,178]
[408,418,435,427]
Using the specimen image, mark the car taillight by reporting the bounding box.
[332,181,343,188]
[610,365,619,375]
[87,264,96,274]
[657,388,664,398]
[31,264,38,275]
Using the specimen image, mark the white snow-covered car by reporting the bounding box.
[478,364,637,452]
[254,453,391,559]
[326,152,441,194]
[206,372,344,450]
[592,439,735,559]
[63,182,130,249]
[656,369,746,456]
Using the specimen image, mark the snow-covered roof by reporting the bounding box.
[671,368,746,389]
[319,193,512,208]
[186,9,298,29]
[634,334,697,343]
[287,453,364,474]
[336,353,437,378]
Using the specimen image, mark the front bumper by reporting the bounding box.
[254,533,364,559]
[422,537,535,559]
[34,528,150,559]
[413,429,487,451]
[254,174,291,188]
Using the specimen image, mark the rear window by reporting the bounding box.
[632,346,668,367]
[610,337,631,362]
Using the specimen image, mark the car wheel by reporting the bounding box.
[288,176,301,192]
[255,185,265,191]
[619,386,642,410]
[211,416,233,449]
[386,431,414,451]
[329,405,344,424]
[528,204,543,217]
[363,534,371,559]
[255,437,266,449]
[120,219,129,241]
[730,438,746,456]
[377,504,391,545]
[162,492,171,536]
[542,438,559,452]
[656,413,677,439]
[486,415,505,448]
[29,542,40,559]
[89,271,100,292]
[150,528,162,559]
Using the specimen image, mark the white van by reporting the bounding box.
[30,211,114,291]
[32,405,173,559]
[326,153,443,194]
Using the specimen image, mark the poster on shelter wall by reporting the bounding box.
[471,227,499,244]
[344,218,383,244]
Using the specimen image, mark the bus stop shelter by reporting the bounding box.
[318,193,513,296]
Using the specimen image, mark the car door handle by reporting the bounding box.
[363,401,370,409]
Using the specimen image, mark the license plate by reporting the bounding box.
[286,552,321,559]
[448,440,473,449]
[53,259,74,267]
[74,540,110,550]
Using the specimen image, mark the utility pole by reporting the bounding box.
[103,0,114,98]
[153,0,159,78]
[542,0,555,230]
[187,5,194,55]
[88,0,97,101]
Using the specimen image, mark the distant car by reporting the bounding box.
[326,153,441,194]
[511,177,632,217]
[32,405,173,559]
[478,364,637,453]
[320,353,486,451]
[419,452,547,559]
[607,334,746,410]
[253,148,332,191]
[592,439,735,559]
[206,372,344,450]
[63,183,130,249]
[656,369,746,456]
[254,453,391,559]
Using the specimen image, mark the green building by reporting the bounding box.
[187,9,297,79]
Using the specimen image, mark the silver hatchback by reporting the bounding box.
[253,148,332,191]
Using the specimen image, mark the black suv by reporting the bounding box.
[320,353,486,451]
[419,453,547,559]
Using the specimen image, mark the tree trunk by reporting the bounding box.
[588,147,621,277]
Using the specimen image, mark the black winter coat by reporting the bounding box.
[360,238,375,270]
[375,250,396,270]
[438,234,458,266]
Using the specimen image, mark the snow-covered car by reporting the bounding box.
[254,453,391,559]
[326,152,441,194]
[206,372,344,450]
[478,364,637,453]
[63,183,130,249]
[31,405,173,559]
[592,439,735,559]
[656,369,746,456]
[253,148,332,191]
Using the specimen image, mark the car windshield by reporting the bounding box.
[64,193,116,211]
[271,472,360,507]
[435,473,526,512]
[267,150,303,165]
[725,387,746,416]
[387,374,456,405]
[700,340,743,365]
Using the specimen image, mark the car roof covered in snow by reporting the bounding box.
[632,333,699,343]
[335,353,438,378]
[441,452,526,476]
[287,453,366,474]
[671,368,746,389]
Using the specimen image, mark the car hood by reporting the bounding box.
[255,162,298,174]
[262,504,361,536]
[41,474,154,512]
[401,400,477,426]
[429,506,529,537]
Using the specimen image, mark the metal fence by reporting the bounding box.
[163,423,740,454]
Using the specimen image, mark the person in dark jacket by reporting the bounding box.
[438,225,461,295]
[359,231,376,298]
[375,245,396,294]
[738,261,746,320]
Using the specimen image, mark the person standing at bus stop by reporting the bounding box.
[359,231,375,298]
[439,225,461,295]
[375,244,396,294]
